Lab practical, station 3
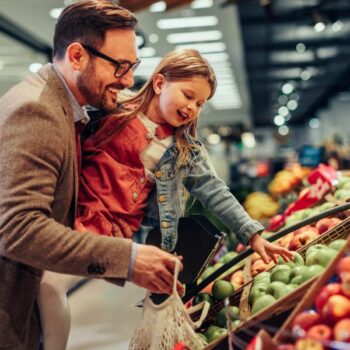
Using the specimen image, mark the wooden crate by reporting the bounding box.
[201,217,350,349]
[274,237,350,344]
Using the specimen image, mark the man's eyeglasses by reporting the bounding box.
[82,44,141,78]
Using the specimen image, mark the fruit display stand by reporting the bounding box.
[185,203,350,350]
[272,237,350,348]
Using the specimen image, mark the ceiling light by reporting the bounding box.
[150,1,166,13]
[300,70,311,81]
[314,22,326,32]
[49,7,63,19]
[242,132,256,149]
[278,106,289,117]
[157,16,218,30]
[138,47,156,58]
[309,118,320,128]
[278,125,289,136]
[274,115,285,126]
[166,30,222,44]
[287,99,298,110]
[149,34,159,44]
[332,20,344,32]
[296,43,306,53]
[29,63,43,73]
[312,11,327,32]
[176,42,226,53]
[207,133,221,145]
[278,95,288,105]
[281,83,294,94]
[191,0,213,9]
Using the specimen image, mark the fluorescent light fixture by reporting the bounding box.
[150,1,166,13]
[157,16,218,30]
[49,7,63,19]
[281,83,294,94]
[176,42,226,53]
[139,47,156,58]
[191,0,213,9]
[314,22,326,32]
[296,43,306,53]
[167,30,222,44]
[203,52,229,63]
[149,34,159,44]
[278,106,289,117]
[309,118,320,128]
[332,20,344,32]
[300,70,311,81]
[287,99,298,110]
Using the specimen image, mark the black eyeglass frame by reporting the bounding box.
[81,44,141,78]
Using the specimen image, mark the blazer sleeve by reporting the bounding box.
[0,101,132,279]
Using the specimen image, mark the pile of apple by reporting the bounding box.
[249,240,346,316]
[193,279,241,344]
[277,254,350,349]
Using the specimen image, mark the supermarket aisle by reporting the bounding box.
[67,280,145,350]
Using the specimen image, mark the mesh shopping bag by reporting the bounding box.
[129,259,210,350]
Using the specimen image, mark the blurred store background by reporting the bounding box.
[1,1,350,348]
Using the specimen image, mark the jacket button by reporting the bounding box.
[158,195,167,203]
[88,264,96,274]
[140,177,145,184]
[155,171,163,178]
[133,192,138,199]
[161,221,170,229]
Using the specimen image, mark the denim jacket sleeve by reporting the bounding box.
[185,146,264,245]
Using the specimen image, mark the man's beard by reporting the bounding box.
[77,61,117,113]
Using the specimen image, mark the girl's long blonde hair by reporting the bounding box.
[92,48,217,170]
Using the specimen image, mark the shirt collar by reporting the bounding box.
[52,63,90,125]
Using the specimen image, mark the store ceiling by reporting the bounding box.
[0,0,350,129]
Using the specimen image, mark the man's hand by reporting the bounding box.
[131,244,184,295]
[249,233,293,264]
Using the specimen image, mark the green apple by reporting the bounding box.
[300,264,325,283]
[208,328,228,342]
[212,280,234,300]
[219,251,238,264]
[306,244,327,258]
[305,248,338,267]
[249,284,268,305]
[277,251,304,268]
[204,325,221,339]
[271,266,292,284]
[253,271,271,285]
[216,306,239,327]
[266,281,295,300]
[290,265,308,280]
[196,332,208,344]
[290,275,303,285]
[252,294,277,314]
[329,239,347,251]
[193,292,213,306]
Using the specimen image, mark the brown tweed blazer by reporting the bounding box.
[0,64,132,349]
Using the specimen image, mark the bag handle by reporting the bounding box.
[186,300,210,329]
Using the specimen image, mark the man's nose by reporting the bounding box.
[119,69,135,89]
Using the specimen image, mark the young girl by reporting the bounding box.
[39,48,292,349]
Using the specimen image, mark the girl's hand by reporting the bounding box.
[249,233,293,264]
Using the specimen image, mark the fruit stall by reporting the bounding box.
[178,167,350,349]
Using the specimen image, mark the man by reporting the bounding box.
[0,1,182,348]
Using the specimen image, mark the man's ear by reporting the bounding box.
[152,74,165,95]
[66,42,87,70]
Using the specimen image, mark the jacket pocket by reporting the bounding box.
[0,257,41,347]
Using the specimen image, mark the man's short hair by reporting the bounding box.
[53,0,137,60]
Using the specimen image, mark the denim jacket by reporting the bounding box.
[142,140,264,251]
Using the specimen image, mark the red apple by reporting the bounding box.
[277,233,293,248]
[306,324,332,341]
[295,338,324,350]
[230,270,245,290]
[334,318,350,342]
[321,295,350,325]
[316,217,342,234]
[315,283,343,312]
[291,310,321,334]
[289,227,320,251]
